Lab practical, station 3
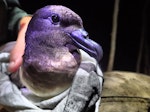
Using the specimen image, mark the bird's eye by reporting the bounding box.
[51,14,60,24]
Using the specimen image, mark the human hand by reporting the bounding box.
[8,16,32,73]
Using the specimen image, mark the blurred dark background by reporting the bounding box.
[19,0,150,75]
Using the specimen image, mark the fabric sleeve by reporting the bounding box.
[6,0,29,41]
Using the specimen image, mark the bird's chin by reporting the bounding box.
[24,45,81,73]
[65,43,81,64]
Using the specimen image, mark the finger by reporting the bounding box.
[8,30,25,72]
[8,16,32,73]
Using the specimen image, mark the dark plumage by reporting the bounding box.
[21,5,103,97]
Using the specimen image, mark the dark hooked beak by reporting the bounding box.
[70,29,103,62]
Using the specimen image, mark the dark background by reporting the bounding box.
[19,0,150,74]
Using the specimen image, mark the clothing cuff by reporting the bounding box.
[8,7,29,40]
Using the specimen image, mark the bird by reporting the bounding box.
[19,5,103,98]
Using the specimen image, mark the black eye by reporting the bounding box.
[51,14,60,24]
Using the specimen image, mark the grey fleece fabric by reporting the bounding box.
[0,49,103,112]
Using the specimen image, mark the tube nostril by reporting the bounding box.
[80,29,89,38]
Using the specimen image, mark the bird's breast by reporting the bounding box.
[21,46,81,97]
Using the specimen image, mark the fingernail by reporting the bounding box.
[8,61,15,72]
[8,58,22,73]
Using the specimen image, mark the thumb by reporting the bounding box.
[8,27,25,73]
[8,16,31,73]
